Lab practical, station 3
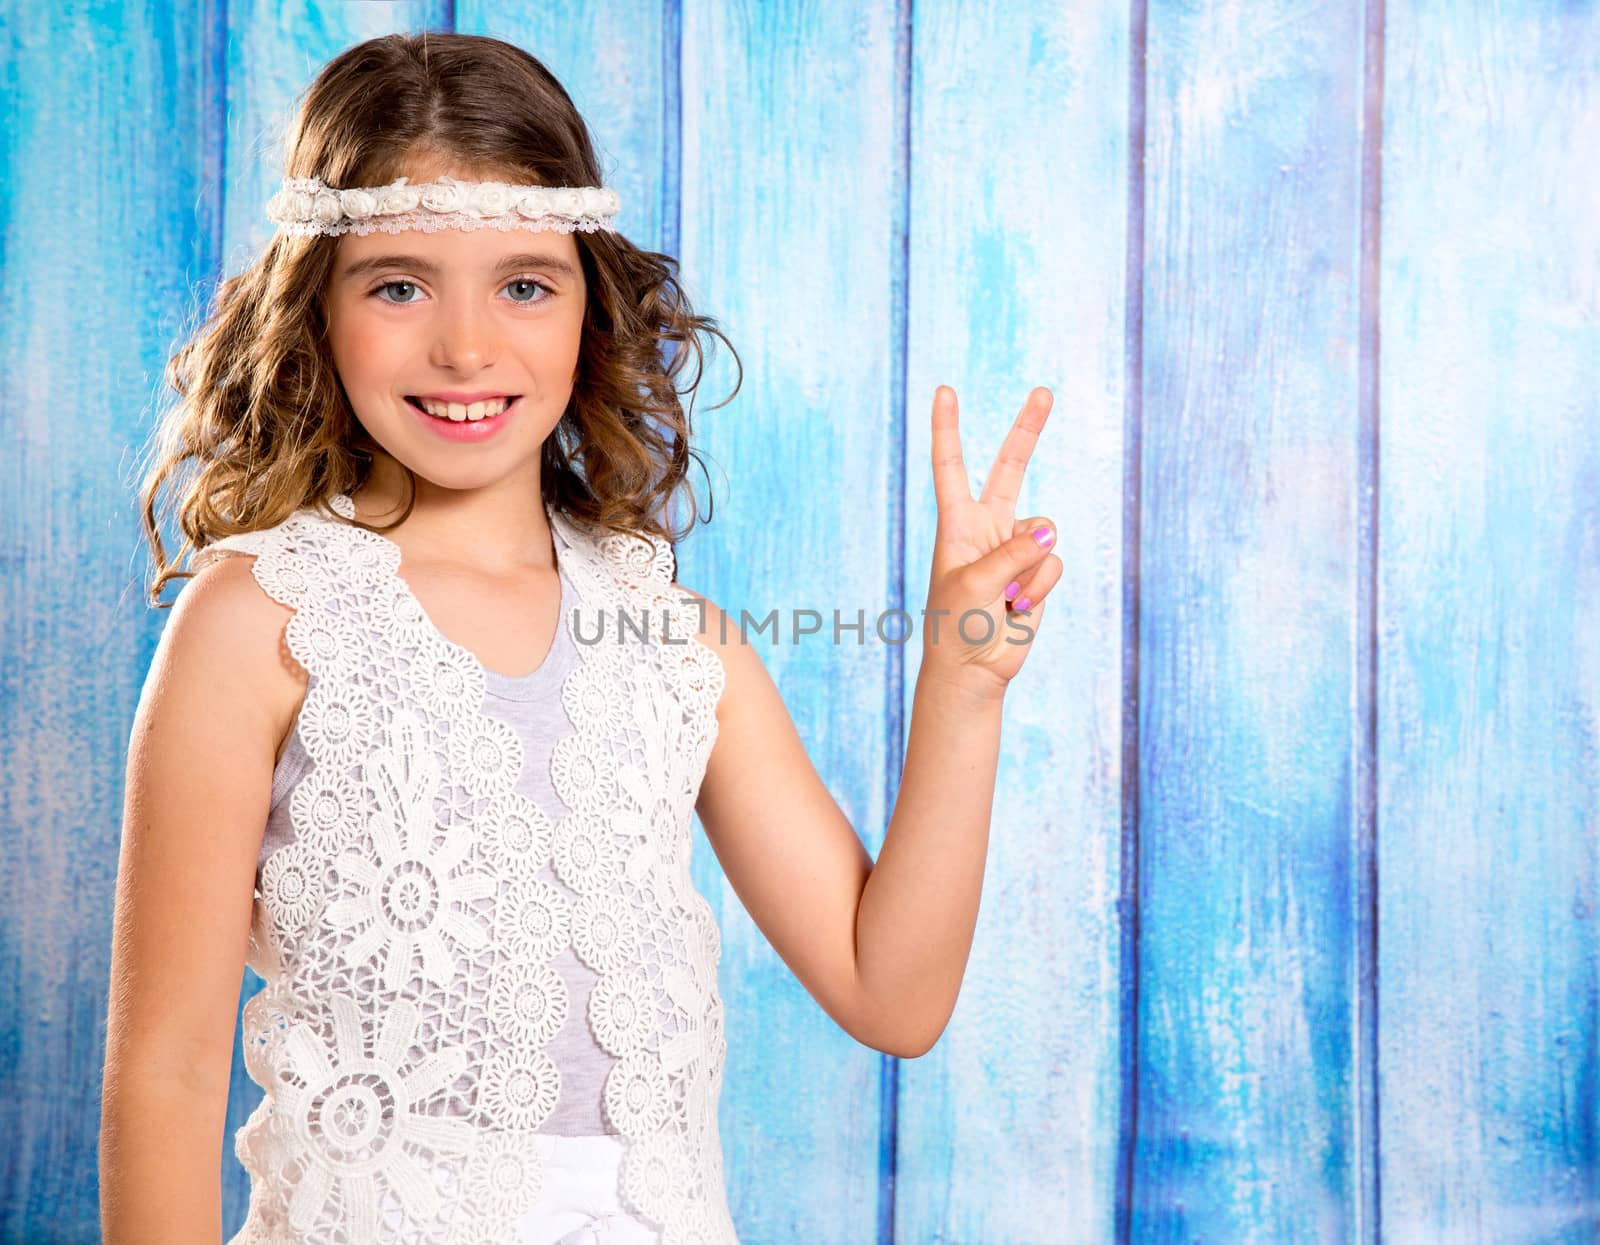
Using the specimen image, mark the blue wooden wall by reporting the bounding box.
[3,1,1596,1241]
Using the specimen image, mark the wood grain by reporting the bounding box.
[4,1,1596,1241]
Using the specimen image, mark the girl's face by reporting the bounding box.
[323,195,587,497]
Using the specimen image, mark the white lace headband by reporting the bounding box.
[265,173,622,237]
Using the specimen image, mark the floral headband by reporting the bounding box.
[265,173,622,237]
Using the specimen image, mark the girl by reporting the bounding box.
[100,31,1060,1245]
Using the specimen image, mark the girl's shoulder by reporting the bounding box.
[188,497,407,621]
[190,496,355,574]
[169,535,309,771]
[181,502,354,749]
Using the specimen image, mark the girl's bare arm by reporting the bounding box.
[689,389,1058,1059]
[688,588,1013,1060]
[101,556,298,1243]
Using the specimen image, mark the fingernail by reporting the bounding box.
[1015,595,1032,612]
[1032,527,1053,548]
[1004,580,1021,600]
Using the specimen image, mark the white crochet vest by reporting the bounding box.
[194,492,736,1244]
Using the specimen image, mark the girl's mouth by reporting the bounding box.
[404,395,520,442]
[404,395,518,421]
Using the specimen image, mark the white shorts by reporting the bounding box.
[515,1133,661,1245]
[367,1133,660,1244]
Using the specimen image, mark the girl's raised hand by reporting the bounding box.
[920,385,1060,699]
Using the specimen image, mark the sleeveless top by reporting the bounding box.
[260,558,619,1140]
[191,492,737,1244]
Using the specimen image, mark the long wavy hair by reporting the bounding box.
[135,31,740,605]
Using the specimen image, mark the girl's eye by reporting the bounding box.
[372,280,422,305]
[503,277,554,305]
[370,276,555,307]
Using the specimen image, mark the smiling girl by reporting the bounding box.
[100,31,1060,1245]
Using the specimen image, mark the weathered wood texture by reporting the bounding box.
[1,2,1594,1241]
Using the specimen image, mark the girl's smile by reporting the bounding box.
[404,393,521,442]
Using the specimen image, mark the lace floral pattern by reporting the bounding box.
[196,495,734,1244]
[266,174,622,239]
[277,212,616,239]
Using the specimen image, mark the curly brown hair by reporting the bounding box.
[135,30,740,606]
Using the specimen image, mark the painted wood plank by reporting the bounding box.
[1134,0,1370,1236]
[215,4,448,1231]
[895,2,1133,1242]
[1377,4,1600,1240]
[675,1,903,1238]
[457,3,673,260]
[0,2,225,1238]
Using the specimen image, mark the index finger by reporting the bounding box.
[930,385,972,512]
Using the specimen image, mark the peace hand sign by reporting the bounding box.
[920,385,1060,699]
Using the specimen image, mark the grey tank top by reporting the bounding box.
[258,558,617,1136]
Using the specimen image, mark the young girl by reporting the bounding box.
[100,31,1060,1245]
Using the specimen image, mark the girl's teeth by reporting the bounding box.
[417,397,511,421]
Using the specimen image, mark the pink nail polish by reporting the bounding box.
[1015,595,1032,612]
[1004,580,1021,600]
[1032,527,1053,548]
